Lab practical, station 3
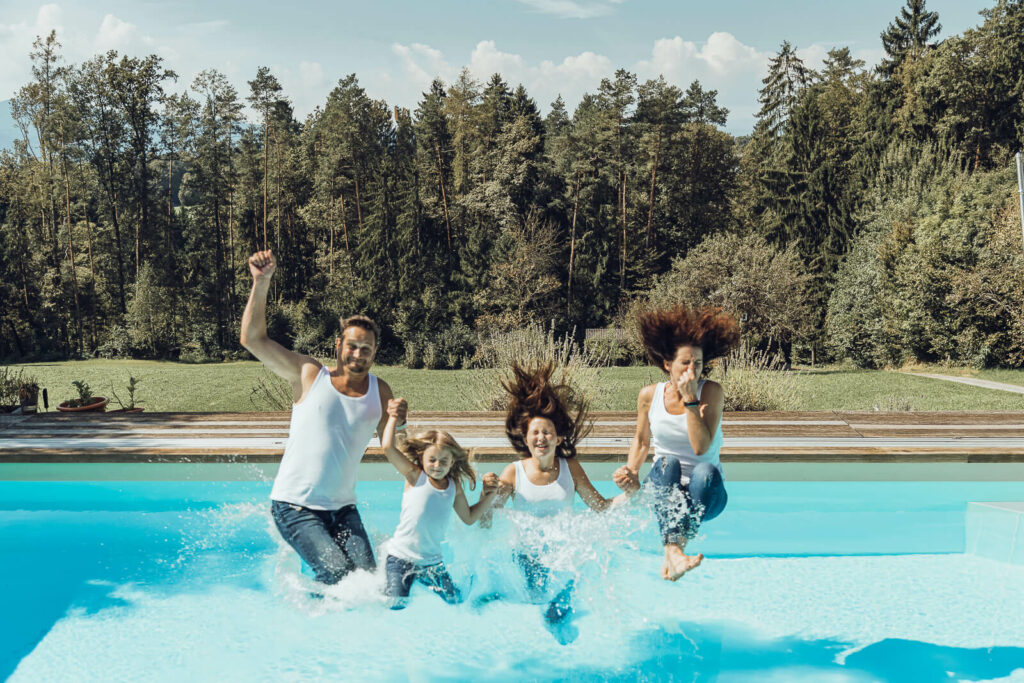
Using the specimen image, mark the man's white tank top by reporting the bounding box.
[388,471,456,565]
[270,366,381,510]
[512,457,575,517]
[648,380,724,483]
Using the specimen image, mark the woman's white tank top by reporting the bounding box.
[388,471,456,565]
[512,457,575,517]
[648,380,724,482]
[270,366,381,510]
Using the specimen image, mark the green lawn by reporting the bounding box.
[5,360,1024,413]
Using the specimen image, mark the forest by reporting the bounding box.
[2,0,1023,369]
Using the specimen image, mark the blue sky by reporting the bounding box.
[0,0,993,135]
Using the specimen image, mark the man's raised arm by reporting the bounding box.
[240,250,320,401]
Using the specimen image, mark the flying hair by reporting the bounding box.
[502,362,592,459]
[636,305,741,375]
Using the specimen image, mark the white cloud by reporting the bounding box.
[514,0,624,19]
[392,42,454,90]
[469,40,525,81]
[299,61,325,89]
[0,5,65,99]
[94,14,178,63]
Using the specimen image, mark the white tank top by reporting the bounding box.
[388,471,456,565]
[648,380,723,482]
[270,367,382,510]
[512,457,575,517]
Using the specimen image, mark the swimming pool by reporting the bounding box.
[3,475,1024,681]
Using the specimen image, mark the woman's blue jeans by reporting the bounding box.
[644,459,727,545]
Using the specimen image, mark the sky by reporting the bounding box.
[0,0,995,136]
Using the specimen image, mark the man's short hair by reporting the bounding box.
[339,315,380,346]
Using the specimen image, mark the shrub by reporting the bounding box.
[249,369,293,411]
[463,322,611,410]
[710,342,799,412]
[0,367,37,408]
[624,231,814,361]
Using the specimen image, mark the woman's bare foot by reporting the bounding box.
[661,543,703,581]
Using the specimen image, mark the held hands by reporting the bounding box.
[481,472,500,497]
[676,366,699,405]
[387,397,408,423]
[248,250,277,281]
[612,466,640,494]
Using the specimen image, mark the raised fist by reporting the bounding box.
[249,250,277,281]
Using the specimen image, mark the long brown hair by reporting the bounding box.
[502,362,591,459]
[637,305,741,375]
[400,430,477,490]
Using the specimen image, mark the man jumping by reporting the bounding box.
[241,249,406,584]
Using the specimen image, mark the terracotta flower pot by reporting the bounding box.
[57,397,109,412]
[109,407,145,413]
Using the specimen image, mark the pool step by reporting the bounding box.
[966,502,1024,565]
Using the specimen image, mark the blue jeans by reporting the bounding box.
[384,554,462,610]
[515,552,575,624]
[645,459,727,545]
[271,500,376,585]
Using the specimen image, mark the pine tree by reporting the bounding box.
[878,0,942,78]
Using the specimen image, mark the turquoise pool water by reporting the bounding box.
[3,480,1024,681]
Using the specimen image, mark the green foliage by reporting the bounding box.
[4,7,1024,372]
[111,375,142,410]
[630,231,814,357]
[0,367,38,407]
[827,165,1023,367]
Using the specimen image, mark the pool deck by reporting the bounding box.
[4,410,1024,464]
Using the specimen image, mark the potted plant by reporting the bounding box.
[18,381,40,414]
[57,380,108,412]
[110,376,144,413]
[0,369,40,414]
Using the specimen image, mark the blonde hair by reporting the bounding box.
[400,430,477,490]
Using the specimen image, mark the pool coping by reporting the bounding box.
[5,410,1024,465]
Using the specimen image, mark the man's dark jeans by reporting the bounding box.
[271,500,376,584]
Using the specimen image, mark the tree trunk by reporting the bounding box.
[434,141,451,250]
[567,170,581,313]
[60,123,82,354]
[340,193,351,251]
[620,171,627,291]
[262,119,269,250]
[646,127,661,249]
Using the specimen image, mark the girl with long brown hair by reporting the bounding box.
[613,305,741,581]
[490,362,639,643]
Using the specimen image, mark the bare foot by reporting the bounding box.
[662,543,703,581]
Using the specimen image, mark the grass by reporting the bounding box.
[5,360,1024,413]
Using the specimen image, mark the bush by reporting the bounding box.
[0,367,38,409]
[249,368,292,411]
[96,324,133,359]
[710,342,798,412]
[463,322,611,410]
[624,231,814,360]
[826,164,1024,368]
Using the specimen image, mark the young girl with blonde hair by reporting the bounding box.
[380,399,499,609]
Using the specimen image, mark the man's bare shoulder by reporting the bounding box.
[376,376,394,400]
